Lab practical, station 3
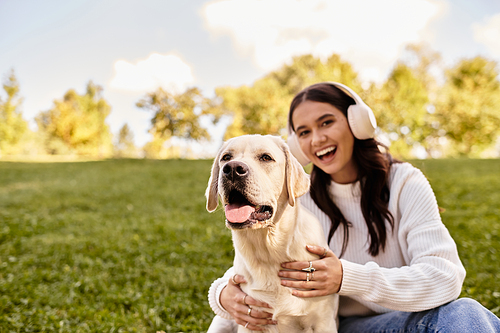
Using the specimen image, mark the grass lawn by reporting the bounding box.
[0,158,499,332]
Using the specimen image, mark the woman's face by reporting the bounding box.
[292,100,357,184]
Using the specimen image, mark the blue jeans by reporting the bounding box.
[339,298,500,332]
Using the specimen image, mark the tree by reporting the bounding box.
[435,56,500,156]
[137,87,210,158]
[271,54,362,96]
[114,123,138,158]
[214,77,290,139]
[0,70,28,155]
[374,63,431,158]
[401,43,442,91]
[36,81,113,156]
[212,54,362,139]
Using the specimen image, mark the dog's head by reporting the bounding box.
[205,134,310,230]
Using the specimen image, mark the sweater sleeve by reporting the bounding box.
[207,267,234,320]
[338,165,466,312]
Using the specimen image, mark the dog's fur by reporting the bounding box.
[206,135,338,333]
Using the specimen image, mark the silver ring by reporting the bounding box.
[306,272,310,282]
[247,307,252,316]
[243,294,248,305]
[302,261,316,273]
[322,247,328,257]
[245,322,249,328]
[231,275,238,285]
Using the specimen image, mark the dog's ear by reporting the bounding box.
[205,143,225,212]
[282,140,310,206]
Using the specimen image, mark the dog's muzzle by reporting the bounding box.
[221,162,273,229]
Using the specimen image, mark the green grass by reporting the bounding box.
[0,158,499,332]
[412,159,500,314]
[0,159,233,332]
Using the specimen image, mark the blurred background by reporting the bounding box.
[1,0,500,161]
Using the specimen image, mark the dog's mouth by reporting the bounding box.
[224,190,273,229]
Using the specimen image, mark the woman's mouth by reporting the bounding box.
[316,146,337,161]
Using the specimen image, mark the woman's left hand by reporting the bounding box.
[278,245,343,297]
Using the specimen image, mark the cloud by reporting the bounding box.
[110,53,194,93]
[203,0,444,83]
[473,13,500,58]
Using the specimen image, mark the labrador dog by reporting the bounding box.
[206,135,338,333]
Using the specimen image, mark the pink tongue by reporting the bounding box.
[225,204,255,223]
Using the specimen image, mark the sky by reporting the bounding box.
[1,0,500,155]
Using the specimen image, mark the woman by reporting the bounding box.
[207,82,500,332]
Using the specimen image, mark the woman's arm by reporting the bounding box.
[338,166,466,312]
[208,268,275,331]
[280,164,466,313]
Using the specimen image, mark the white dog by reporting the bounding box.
[206,135,338,333]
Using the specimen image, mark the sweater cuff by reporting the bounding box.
[338,259,370,296]
[208,277,233,320]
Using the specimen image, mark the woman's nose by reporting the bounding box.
[311,130,326,146]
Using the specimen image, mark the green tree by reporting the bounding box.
[36,81,113,156]
[401,43,442,92]
[137,87,210,158]
[374,63,431,158]
[114,123,138,158]
[212,54,361,139]
[0,70,28,155]
[214,77,290,139]
[270,54,362,96]
[435,56,500,156]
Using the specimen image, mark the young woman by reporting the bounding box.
[207,82,500,332]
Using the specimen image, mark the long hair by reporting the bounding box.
[289,83,399,257]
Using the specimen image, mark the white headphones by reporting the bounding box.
[287,82,377,166]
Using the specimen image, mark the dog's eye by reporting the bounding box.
[221,154,232,162]
[259,154,274,162]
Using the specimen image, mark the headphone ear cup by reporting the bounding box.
[347,103,377,140]
[287,132,311,166]
[327,82,377,140]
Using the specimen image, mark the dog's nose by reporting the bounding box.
[222,161,249,181]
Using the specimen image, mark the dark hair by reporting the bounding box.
[289,83,399,257]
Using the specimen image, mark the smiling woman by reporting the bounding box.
[292,100,357,184]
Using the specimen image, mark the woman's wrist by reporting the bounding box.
[208,277,232,320]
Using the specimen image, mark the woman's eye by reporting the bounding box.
[321,120,333,127]
[260,154,274,162]
[298,130,309,137]
[221,154,232,161]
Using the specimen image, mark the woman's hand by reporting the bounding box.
[219,274,276,331]
[279,245,343,297]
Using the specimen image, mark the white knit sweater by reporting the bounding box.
[208,162,466,319]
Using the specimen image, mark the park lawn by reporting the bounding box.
[0,158,499,332]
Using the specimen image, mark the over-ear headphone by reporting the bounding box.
[287,82,377,166]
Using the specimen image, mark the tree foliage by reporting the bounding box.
[212,54,361,140]
[3,47,500,160]
[137,87,211,158]
[373,63,431,158]
[137,87,210,141]
[213,77,290,139]
[36,81,112,156]
[0,70,28,154]
[270,54,361,96]
[435,56,500,156]
[401,43,442,91]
